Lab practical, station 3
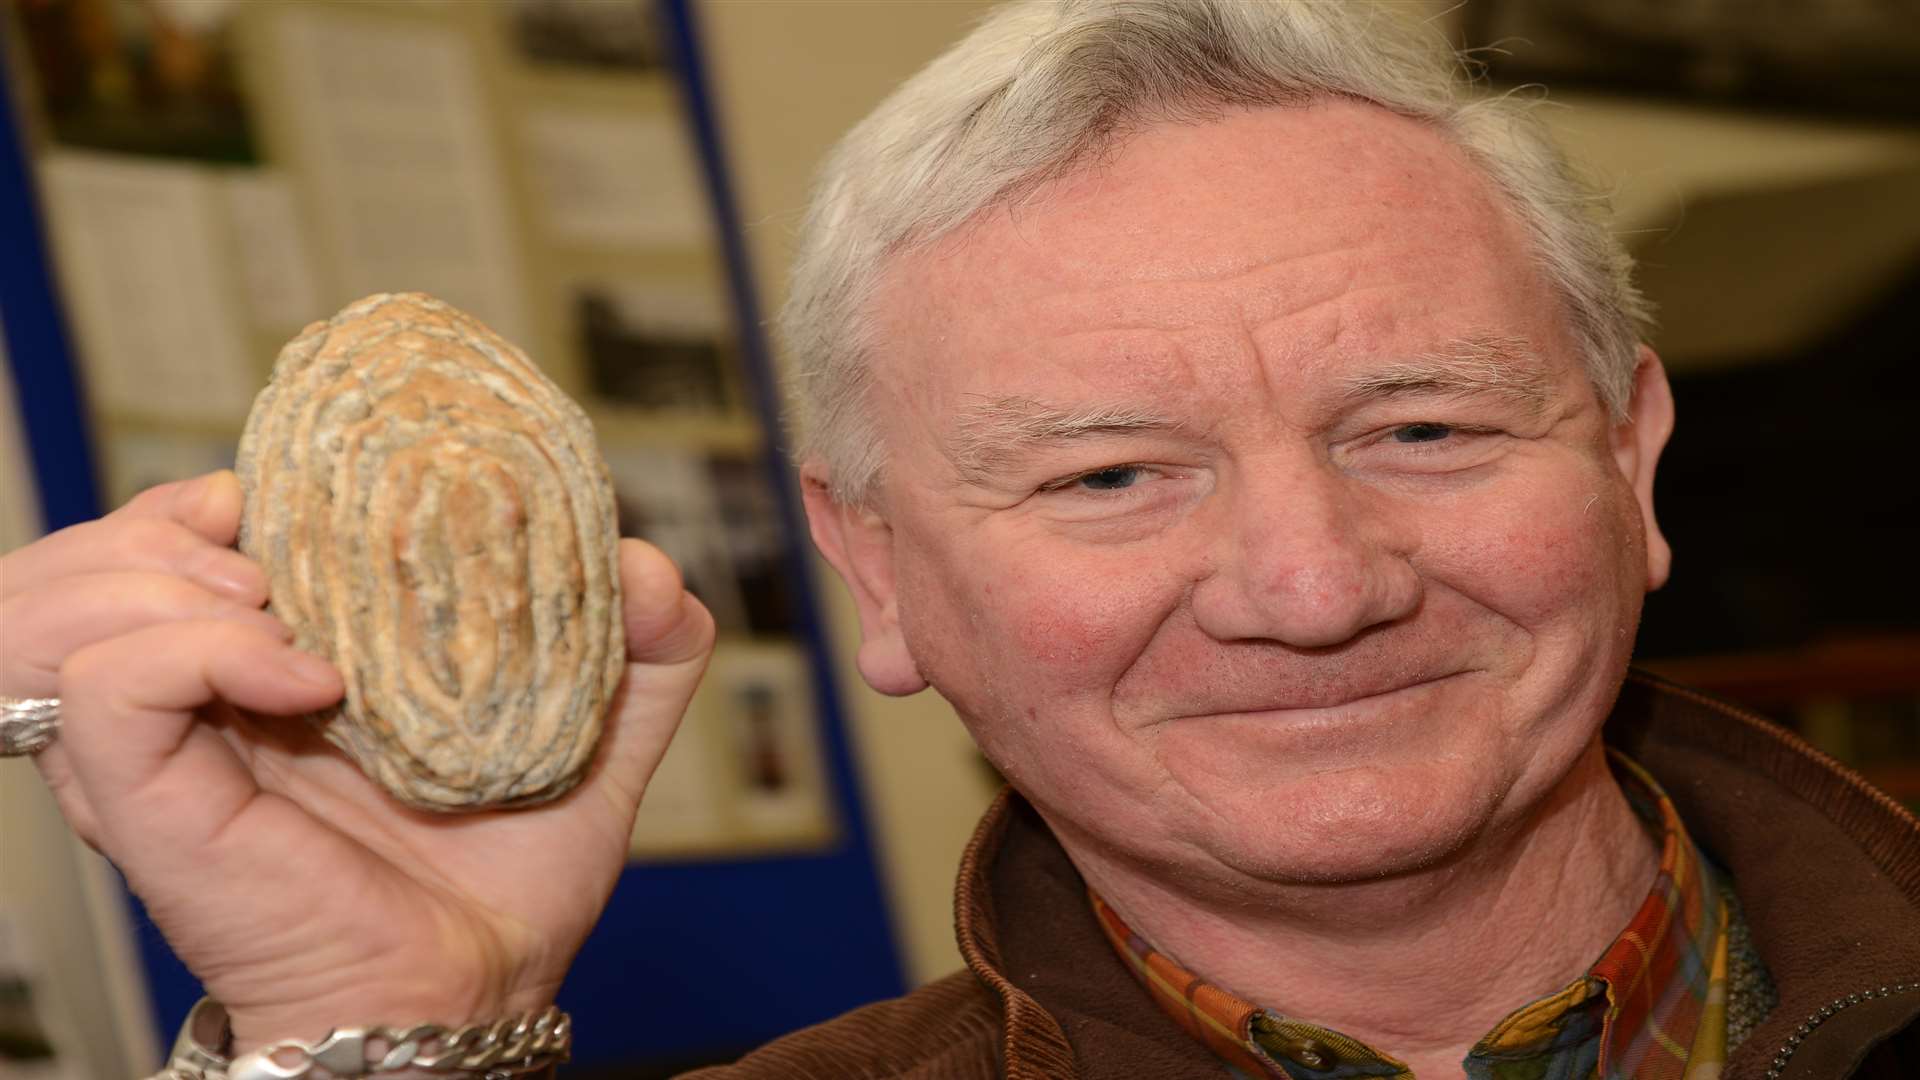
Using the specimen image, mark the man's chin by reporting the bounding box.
[1172,760,1509,887]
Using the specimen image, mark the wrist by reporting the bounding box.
[223,969,560,1056]
[227,993,557,1057]
[155,996,568,1080]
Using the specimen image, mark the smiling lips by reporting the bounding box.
[1175,670,1464,719]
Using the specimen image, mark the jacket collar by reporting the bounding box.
[952,671,1920,1080]
[1606,672,1920,1079]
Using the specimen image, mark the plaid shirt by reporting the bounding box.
[1091,755,1730,1080]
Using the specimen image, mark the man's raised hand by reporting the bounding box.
[0,469,713,1052]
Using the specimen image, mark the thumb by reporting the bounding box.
[620,539,716,668]
[585,539,715,817]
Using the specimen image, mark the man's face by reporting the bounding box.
[807,101,1673,891]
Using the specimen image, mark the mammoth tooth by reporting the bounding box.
[236,292,625,811]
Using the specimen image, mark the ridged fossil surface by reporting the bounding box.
[236,293,624,811]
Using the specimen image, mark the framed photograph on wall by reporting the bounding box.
[573,279,738,414]
[508,0,665,72]
[12,0,258,162]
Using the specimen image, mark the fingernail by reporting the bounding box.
[280,648,338,687]
[205,571,261,603]
[183,470,233,513]
[193,552,266,602]
[182,470,216,497]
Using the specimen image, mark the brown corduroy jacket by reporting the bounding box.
[687,673,1920,1079]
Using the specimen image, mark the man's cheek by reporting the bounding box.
[895,546,1094,686]
[1448,484,1638,626]
[995,555,1172,678]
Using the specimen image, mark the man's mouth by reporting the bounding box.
[1175,670,1466,719]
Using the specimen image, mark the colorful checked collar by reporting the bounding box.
[1090,754,1732,1080]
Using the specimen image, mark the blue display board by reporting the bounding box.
[0,20,99,532]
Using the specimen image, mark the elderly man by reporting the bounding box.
[2,1,1916,1078]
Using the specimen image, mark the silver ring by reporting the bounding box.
[0,697,60,756]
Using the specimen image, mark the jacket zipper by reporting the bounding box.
[1762,981,1920,1080]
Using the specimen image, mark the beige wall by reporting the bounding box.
[1,335,160,1075]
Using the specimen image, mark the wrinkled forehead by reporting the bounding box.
[864,101,1562,418]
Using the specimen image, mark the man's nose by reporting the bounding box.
[1188,466,1421,648]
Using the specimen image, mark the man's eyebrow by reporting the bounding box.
[1341,335,1558,416]
[946,396,1181,485]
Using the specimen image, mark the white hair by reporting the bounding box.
[782,0,1652,505]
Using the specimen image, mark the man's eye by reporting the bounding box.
[1075,466,1143,491]
[1393,422,1454,444]
[1041,465,1149,494]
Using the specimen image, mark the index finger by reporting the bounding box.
[108,469,245,543]
[2,471,250,600]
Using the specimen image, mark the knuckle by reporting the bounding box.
[115,476,189,516]
[112,517,191,567]
[0,522,79,582]
[95,572,194,623]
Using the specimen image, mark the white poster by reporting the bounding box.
[709,642,832,840]
[217,170,325,332]
[264,7,531,343]
[625,641,836,859]
[522,106,710,250]
[37,151,258,424]
[626,699,729,855]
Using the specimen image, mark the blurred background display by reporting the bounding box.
[577,279,739,412]
[14,0,256,161]
[511,0,664,72]
[1464,0,1920,118]
[1455,6,1920,814]
[2,1,1917,1076]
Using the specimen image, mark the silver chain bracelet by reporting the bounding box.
[148,997,569,1080]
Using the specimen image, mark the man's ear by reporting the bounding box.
[1612,345,1675,591]
[799,465,929,696]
